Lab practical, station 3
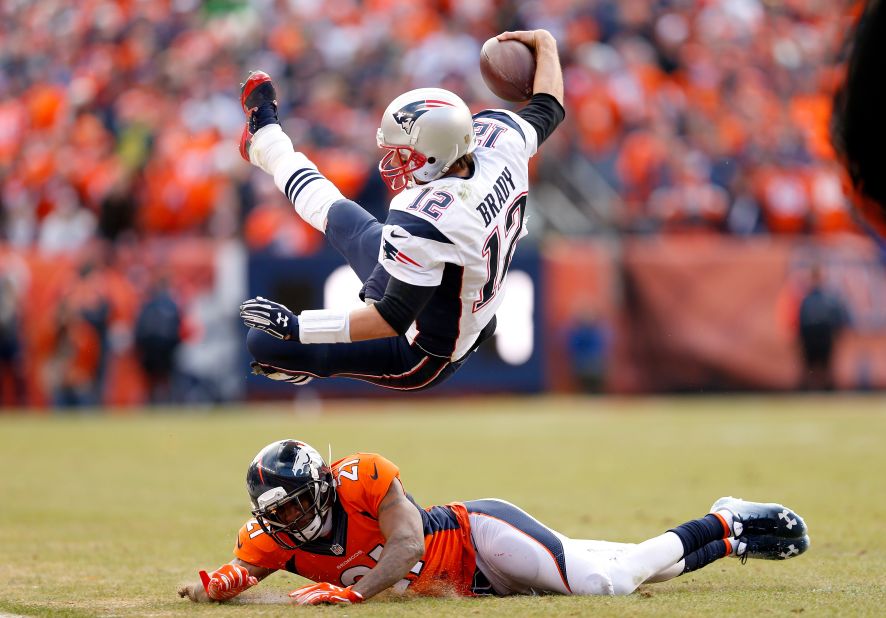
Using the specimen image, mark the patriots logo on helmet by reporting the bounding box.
[392,99,454,135]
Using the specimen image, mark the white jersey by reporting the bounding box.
[378,109,539,360]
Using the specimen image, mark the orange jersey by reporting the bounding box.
[234,453,478,596]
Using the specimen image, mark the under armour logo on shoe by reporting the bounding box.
[779,544,800,559]
[778,509,797,530]
[276,312,289,327]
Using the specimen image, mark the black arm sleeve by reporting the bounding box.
[373,276,436,336]
[517,93,566,147]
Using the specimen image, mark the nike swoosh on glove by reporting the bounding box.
[200,564,259,601]
[288,582,364,605]
[239,296,296,340]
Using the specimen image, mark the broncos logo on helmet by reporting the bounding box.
[392,99,454,135]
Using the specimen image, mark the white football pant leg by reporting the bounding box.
[468,500,686,597]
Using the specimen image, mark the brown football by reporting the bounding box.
[479,37,536,102]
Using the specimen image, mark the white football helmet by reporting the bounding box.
[377,87,476,191]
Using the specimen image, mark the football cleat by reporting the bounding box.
[239,70,279,162]
[712,496,808,539]
[733,534,810,563]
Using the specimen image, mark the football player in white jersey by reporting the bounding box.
[238,30,565,390]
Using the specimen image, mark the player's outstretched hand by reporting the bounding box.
[289,582,364,605]
[239,296,296,340]
[195,564,259,602]
[177,582,209,603]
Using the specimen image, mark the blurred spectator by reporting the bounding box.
[38,183,96,254]
[134,279,183,404]
[0,274,25,406]
[566,309,610,392]
[797,264,850,391]
[97,173,138,242]
[648,149,729,232]
[0,0,862,244]
[71,259,114,404]
[49,301,101,408]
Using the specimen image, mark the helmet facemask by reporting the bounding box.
[377,135,428,191]
[252,479,333,550]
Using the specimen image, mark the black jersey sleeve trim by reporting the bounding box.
[385,210,454,244]
[516,93,565,146]
[374,276,436,335]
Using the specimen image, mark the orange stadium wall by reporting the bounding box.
[543,235,886,393]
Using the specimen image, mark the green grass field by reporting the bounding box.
[1,395,884,617]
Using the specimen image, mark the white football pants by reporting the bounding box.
[466,499,685,596]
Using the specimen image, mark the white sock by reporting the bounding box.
[249,125,345,233]
[605,532,686,595]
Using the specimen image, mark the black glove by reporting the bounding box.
[239,296,296,340]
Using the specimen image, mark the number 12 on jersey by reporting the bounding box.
[473,192,527,312]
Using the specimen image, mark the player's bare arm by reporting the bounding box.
[497,30,563,105]
[177,558,274,603]
[350,478,425,600]
[348,304,397,340]
[348,275,437,341]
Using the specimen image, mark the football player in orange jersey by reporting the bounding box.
[178,440,810,605]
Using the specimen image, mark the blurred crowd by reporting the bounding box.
[0,0,867,406]
[0,0,864,247]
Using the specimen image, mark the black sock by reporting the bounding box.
[669,513,728,557]
[681,539,730,574]
[249,88,279,133]
[252,103,278,130]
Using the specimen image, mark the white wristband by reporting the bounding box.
[298,309,351,344]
